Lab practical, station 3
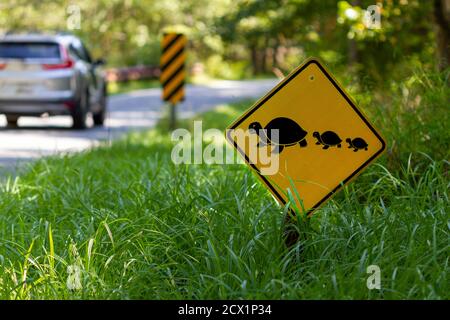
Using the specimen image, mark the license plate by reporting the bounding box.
[15,84,33,94]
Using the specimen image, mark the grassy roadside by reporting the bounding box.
[0,73,448,299]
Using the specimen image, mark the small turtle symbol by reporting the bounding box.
[313,131,342,149]
[346,137,368,151]
[249,117,307,154]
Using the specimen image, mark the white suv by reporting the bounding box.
[0,33,107,129]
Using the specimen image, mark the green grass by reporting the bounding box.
[108,79,160,95]
[0,71,448,300]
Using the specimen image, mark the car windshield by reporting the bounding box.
[0,42,61,59]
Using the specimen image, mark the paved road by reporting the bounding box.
[0,79,278,171]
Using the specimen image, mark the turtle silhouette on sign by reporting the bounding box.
[313,131,342,149]
[249,117,307,154]
[346,137,368,151]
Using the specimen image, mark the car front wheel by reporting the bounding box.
[93,88,107,126]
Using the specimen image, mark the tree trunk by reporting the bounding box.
[250,45,259,75]
[261,48,267,74]
[272,40,279,68]
[348,0,360,66]
[348,39,358,66]
[434,0,450,70]
[260,37,270,74]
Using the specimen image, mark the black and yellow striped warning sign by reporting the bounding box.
[160,33,187,104]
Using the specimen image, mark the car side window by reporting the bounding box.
[79,42,92,64]
[68,43,84,61]
[69,40,91,63]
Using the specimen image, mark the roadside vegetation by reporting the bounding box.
[2,1,448,79]
[0,67,448,299]
[108,79,160,95]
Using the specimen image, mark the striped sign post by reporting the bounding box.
[160,33,187,130]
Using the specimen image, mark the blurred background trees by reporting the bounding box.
[0,0,448,81]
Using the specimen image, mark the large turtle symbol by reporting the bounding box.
[249,117,307,154]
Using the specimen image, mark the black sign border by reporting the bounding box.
[226,58,386,215]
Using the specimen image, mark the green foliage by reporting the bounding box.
[381,68,450,164]
[0,0,442,82]
[336,1,436,81]
[0,0,234,67]
[204,55,251,79]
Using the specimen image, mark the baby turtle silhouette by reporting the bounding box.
[249,117,307,154]
[346,137,368,151]
[313,131,342,149]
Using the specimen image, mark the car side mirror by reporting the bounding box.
[94,58,106,66]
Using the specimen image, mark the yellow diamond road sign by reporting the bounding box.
[226,58,386,215]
